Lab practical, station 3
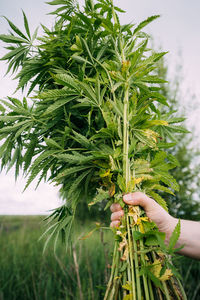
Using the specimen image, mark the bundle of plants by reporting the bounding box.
[0,0,188,299]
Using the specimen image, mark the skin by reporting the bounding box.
[110,192,200,260]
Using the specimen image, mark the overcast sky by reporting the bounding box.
[0,0,200,214]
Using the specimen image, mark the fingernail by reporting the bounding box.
[123,193,132,202]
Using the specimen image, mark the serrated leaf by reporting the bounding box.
[147,191,168,211]
[42,96,77,116]
[151,151,167,167]
[0,34,28,44]
[133,15,160,35]
[44,138,63,149]
[168,219,181,252]
[22,10,31,39]
[88,188,109,206]
[55,165,92,181]
[3,16,28,40]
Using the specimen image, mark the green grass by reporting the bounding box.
[0,216,113,300]
[0,216,199,300]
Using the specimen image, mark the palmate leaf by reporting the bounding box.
[67,169,92,199]
[0,46,26,61]
[23,150,59,190]
[0,120,32,134]
[2,16,29,41]
[23,135,38,173]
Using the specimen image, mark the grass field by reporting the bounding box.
[0,216,113,300]
[0,216,200,300]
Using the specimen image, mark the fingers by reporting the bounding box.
[110,203,122,213]
[123,192,156,211]
[110,220,120,228]
[111,209,124,221]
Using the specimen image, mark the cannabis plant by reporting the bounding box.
[0,0,188,299]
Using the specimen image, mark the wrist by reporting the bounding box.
[164,216,178,245]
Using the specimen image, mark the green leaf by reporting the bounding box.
[53,73,79,91]
[88,188,109,206]
[0,34,28,44]
[0,120,31,134]
[168,219,181,252]
[0,46,25,61]
[167,125,190,133]
[167,154,180,167]
[67,169,91,199]
[3,16,28,40]
[44,138,63,149]
[42,96,77,116]
[147,191,168,212]
[55,165,92,181]
[133,15,160,35]
[72,130,93,149]
[151,151,167,167]
[22,10,31,39]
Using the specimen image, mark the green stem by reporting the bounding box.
[131,224,142,300]
[140,238,150,300]
[127,215,136,300]
[148,278,155,300]
[123,84,129,186]
[104,241,118,300]
[162,282,171,300]
[174,277,187,300]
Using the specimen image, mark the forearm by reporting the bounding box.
[170,218,200,260]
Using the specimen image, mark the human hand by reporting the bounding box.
[110,192,177,244]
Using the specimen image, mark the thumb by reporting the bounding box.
[123,192,158,213]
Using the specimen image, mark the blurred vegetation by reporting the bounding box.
[0,1,200,299]
[0,216,200,300]
[156,57,200,221]
[0,216,113,300]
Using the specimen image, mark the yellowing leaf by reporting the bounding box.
[122,281,132,291]
[109,183,115,197]
[143,129,159,143]
[123,294,133,300]
[134,177,144,184]
[80,228,97,240]
[100,169,111,177]
[160,269,173,281]
[135,217,150,233]
[128,205,140,223]
[147,120,169,127]
[118,238,127,251]
[150,259,173,281]
[121,245,129,261]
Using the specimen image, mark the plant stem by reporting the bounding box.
[131,224,142,300]
[127,215,136,300]
[123,84,129,186]
[140,238,150,300]
[162,282,171,300]
[72,246,83,300]
[104,241,118,300]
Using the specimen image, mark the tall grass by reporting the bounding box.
[0,216,112,300]
[0,216,199,300]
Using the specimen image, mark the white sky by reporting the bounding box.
[0,0,200,214]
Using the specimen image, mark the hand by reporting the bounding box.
[110,192,177,244]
